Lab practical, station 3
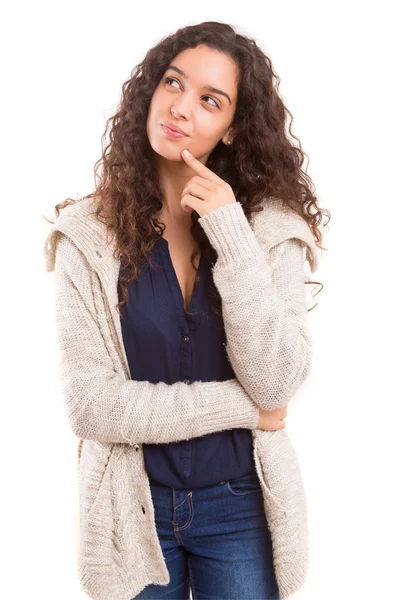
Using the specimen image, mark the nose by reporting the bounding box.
[171,90,196,119]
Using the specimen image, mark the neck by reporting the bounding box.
[154,151,209,226]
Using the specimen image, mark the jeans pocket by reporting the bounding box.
[226,471,262,496]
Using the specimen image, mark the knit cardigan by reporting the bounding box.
[43,195,320,600]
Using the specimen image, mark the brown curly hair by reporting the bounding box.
[44,20,330,322]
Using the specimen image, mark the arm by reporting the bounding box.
[198,201,316,411]
[52,234,260,445]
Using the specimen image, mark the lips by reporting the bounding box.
[162,122,188,136]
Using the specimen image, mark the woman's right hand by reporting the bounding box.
[257,405,288,431]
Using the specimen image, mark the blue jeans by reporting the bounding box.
[132,471,280,599]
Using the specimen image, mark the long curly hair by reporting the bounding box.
[45,20,330,321]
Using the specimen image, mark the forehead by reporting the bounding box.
[166,46,238,100]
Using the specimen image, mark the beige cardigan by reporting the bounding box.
[43,195,320,600]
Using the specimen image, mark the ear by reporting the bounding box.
[222,128,234,146]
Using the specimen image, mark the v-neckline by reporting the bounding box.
[159,238,204,315]
[174,253,204,314]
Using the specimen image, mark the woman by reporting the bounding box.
[43,20,329,600]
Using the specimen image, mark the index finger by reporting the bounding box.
[181,149,221,184]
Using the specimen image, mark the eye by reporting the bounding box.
[163,76,220,109]
[163,76,180,89]
[203,95,219,109]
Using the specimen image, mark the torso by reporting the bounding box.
[160,225,201,312]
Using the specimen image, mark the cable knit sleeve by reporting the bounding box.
[198,198,320,411]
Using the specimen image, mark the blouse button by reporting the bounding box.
[183,336,190,343]
[183,378,191,385]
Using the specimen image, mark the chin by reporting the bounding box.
[152,143,186,161]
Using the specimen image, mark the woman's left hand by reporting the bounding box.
[180,149,237,217]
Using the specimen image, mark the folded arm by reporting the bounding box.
[52,234,260,445]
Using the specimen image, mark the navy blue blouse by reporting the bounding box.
[118,228,256,489]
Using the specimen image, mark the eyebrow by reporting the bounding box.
[165,65,232,106]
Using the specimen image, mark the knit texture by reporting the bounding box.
[43,195,320,600]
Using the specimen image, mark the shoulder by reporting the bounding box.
[43,196,103,273]
[252,196,321,273]
[55,196,98,223]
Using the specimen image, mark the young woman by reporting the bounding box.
[44,20,329,600]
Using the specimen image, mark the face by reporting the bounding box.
[146,45,238,165]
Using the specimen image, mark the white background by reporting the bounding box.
[2,1,399,598]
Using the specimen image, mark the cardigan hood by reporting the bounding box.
[44,195,320,275]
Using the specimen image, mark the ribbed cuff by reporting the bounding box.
[198,202,263,266]
[192,378,260,435]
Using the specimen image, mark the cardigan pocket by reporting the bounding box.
[252,428,309,599]
[78,440,115,526]
[77,442,125,598]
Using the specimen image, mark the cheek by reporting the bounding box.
[201,123,226,145]
[197,113,226,136]
[146,99,164,137]
[188,115,217,140]
[147,97,158,119]
[147,89,162,117]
